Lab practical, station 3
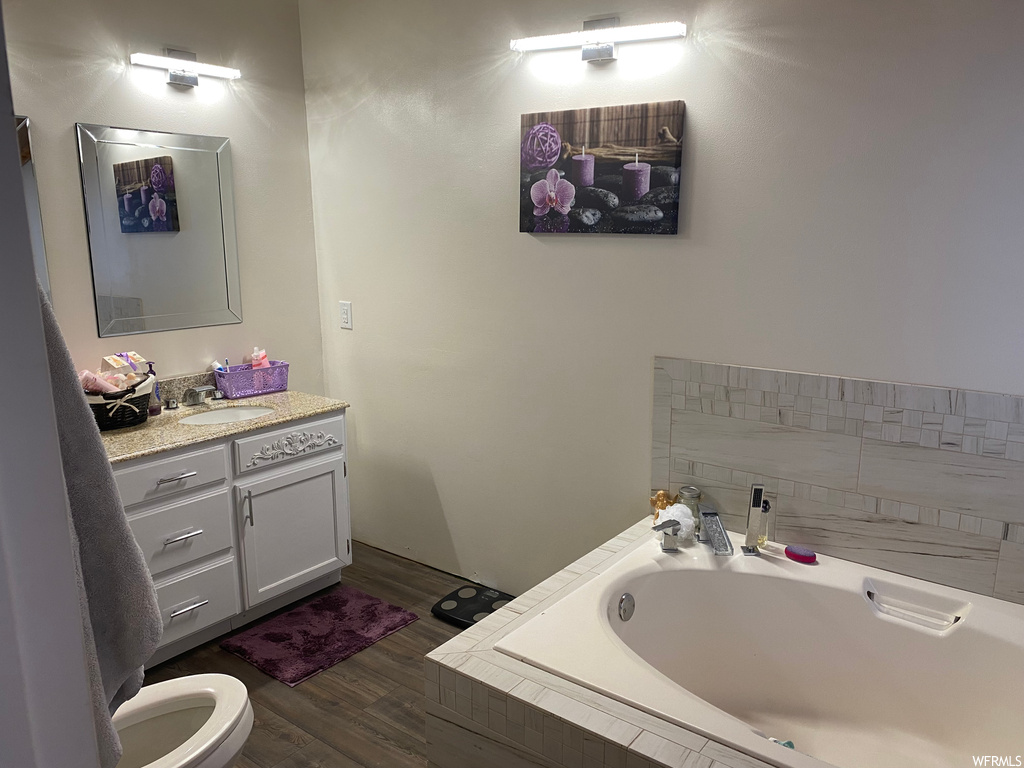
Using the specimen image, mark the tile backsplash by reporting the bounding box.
[653,357,1024,604]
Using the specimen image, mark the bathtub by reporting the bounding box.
[494,528,1024,768]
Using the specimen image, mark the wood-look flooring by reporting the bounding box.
[145,542,467,768]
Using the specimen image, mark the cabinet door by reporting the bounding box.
[236,456,350,608]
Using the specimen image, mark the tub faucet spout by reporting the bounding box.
[652,518,682,552]
[697,504,734,556]
[742,497,773,556]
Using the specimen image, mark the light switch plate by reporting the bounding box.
[339,301,352,330]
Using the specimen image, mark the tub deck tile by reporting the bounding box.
[475,648,709,754]
[699,741,774,768]
[566,547,618,574]
[507,569,586,613]
[482,574,598,647]
[440,605,517,649]
[510,679,642,748]
[630,731,714,768]
[427,632,478,658]
[591,534,658,575]
[455,654,524,693]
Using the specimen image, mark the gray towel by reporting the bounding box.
[39,285,163,767]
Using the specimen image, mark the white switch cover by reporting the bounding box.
[339,301,352,330]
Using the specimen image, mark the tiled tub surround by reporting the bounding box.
[426,519,780,768]
[427,520,1024,768]
[652,357,1024,604]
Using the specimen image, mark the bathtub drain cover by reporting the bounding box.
[431,585,516,628]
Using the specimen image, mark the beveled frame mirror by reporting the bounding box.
[17,116,50,298]
[76,123,241,336]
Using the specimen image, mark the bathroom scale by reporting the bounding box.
[431,585,516,628]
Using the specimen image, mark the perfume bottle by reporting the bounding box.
[757,498,772,547]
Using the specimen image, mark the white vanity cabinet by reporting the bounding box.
[112,408,350,666]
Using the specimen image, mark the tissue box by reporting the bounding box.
[101,351,146,373]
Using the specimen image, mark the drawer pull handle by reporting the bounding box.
[157,470,198,486]
[163,529,204,546]
[243,490,255,527]
[169,599,209,618]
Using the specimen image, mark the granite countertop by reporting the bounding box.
[101,390,349,464]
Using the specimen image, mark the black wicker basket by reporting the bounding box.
[87,374,153,431]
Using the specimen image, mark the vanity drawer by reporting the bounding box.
[115,445,228,509]
[234,414,345,475]
[128,489,233,577]
[155,557,239,648]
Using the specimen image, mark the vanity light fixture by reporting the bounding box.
[129,50,241,87]
[510,19,686,62]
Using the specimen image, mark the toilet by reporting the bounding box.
[113,674,253,768]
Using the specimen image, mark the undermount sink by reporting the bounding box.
[178,406,274,426]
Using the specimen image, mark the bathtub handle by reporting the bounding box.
[866,590,962,631]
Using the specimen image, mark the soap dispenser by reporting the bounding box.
[251,346,270,369]
[145,361,162,416]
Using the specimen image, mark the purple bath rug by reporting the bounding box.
[220,584,418,686]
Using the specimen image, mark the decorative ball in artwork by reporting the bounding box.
[520,122,562,172]
[149,163,167,192]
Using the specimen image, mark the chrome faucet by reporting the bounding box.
[652,517,682,552]
[697,503,734,556]
[182,385,217,406]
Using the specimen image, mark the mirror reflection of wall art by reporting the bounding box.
[113,155,180,233]
[519,100,684,235]
[77,124,241,337]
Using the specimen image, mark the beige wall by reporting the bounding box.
[4,0,324,392]
[299,0,1024,596]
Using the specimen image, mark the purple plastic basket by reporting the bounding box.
[215,361,289,399]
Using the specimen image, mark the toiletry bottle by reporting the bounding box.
[146,361,162,416]
[79,369,120,394]
[757,498,771,547]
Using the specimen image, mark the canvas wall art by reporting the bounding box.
[520,100,684,235]
[113,155,180,233]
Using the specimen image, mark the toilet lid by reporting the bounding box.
[113,673,250,768]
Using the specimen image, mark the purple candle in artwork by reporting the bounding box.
[622,154,651,203]
[140,185,149,206]
[571,146,595,187]
[123,192,132,213]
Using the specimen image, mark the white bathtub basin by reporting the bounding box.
[495,530,1024,768]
